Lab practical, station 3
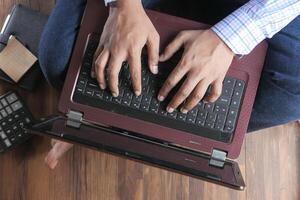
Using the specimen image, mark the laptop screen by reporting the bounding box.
[27,116,245,190]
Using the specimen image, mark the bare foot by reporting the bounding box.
[45,139,74,169]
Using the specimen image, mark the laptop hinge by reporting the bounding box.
[66,110,83,129]
[209,149,227,168]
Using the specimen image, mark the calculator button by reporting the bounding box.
[5,107,13,115]
[6,93,18,104]
[4,139,11,147]
[0,131,6,139]
[0,109,7,118]
[25,118,31,124]
[1,99,8,107]
[11,101,23,111]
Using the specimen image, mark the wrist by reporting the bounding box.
[109,0,142,11]
[208,29,235,58]
[109,0,143,15]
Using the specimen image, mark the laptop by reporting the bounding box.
[27,0,268,190]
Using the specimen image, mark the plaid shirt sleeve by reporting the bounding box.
[211,0,300,55]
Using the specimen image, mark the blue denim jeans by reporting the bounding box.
[39,0,300,132]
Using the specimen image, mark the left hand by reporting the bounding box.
[158,29,234,113]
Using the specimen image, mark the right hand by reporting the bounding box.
[93,0,160,97]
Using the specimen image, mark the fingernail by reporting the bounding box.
[181,108,188,114]
[152,65,158,74]
[167,107,174,113]
[135,90,141,96]
[100,83,106,90]
[112,92,118,97]
[158,95,165,101]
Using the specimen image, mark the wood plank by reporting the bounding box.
[0,1,299,200]
[245,123,300,200]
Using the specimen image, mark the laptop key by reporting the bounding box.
[94,90,103,99]
[204,103,214,112]
[230,96,241,108]
[131,95,142,109]
[223,77,236,88]
[234,80,245,92]
[113,96,122,104]
[141,95,151,104]
[214,123,224,131]
[158,108,168,116]
[177,112,187,122]
[216,96,230,106]
[207,113,217,123]
[149,99,159,113]
[233,90,242,99]
[103,91,113,101]
[225,118,235,127]
[122,96,132,106]
[224,125,234,132]
[186,108,198,123]
[75,87,84,94]
[214,104,228,115]
[168,111,177,119]
[197,111,208,120]
[140,103,150,111]
[204,121,214,129]
[216,114,226,125]
[222,87,233,98]
[84,88,94,96]
[228,108,238,119]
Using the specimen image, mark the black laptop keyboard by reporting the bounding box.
[0,91,34,153]
[73,35,245,143]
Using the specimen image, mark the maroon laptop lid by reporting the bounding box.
[58,0,267,159]
[27,116,245,190]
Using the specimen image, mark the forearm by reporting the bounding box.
[212,0,300,55]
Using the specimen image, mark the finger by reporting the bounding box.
[147,33,160,74]
[203,79,223,103]
[95,48,110,89]
[128,50,142,96]
[157,60,189,101]
[181,80,210,113]
[166,74,199,112]
[159,31,186,62]
[45,141,74,169]
[92,44,103,78]
[107,53,125,97]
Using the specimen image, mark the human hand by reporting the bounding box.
[45,139,73,169]
[158,29,234,113]
[93,0,160,97]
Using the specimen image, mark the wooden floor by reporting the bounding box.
[0,1,299,200]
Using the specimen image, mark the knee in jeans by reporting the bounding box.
[38,36,69,89]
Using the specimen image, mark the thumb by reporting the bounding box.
[159,31,186,62]
[45,140,74,169]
